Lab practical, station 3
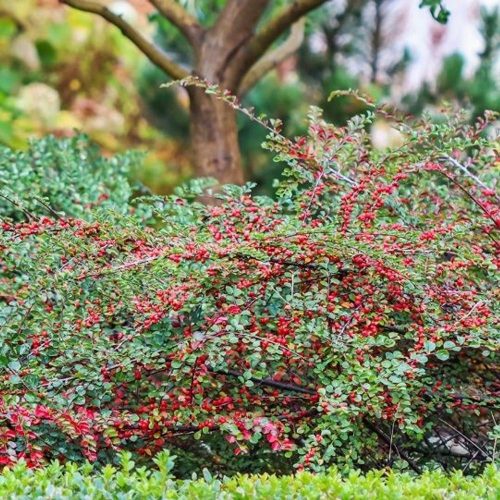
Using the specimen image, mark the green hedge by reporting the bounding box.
[0,453,498,499]
[0,135,144,220]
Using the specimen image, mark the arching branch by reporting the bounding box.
[61,0,189,80]
[245,0,329,72]
[239,18,305,95]
[148,0,203,46]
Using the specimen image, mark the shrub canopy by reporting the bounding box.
[0,105,498,475]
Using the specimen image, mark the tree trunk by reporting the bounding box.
[188,87,244,185]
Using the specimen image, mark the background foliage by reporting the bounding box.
[1,1,498,193]
[0,134,144,220]
[0,0,190,191]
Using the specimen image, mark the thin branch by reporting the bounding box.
[239,18,305,95]
[437,169,498,239]
[363,418,422,473]
[149,0,203,46]
[233,252,322,269]
[235,332,307,361]
[388,417,396,464]
[61,0,189,80]
[463,450,480,473]
[0,192,34,220]
[491,412,497,463]
[74,252,170,280]
[34,197,62,219]
[439,155,497,197]
[211,367,316,395]
[452,301,483,328]
[438,418,492,459]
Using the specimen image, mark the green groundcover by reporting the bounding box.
[0,455,498,499]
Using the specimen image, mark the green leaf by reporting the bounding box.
[424,341,436,353]
[7,360,20,371]
[435,350,449,361]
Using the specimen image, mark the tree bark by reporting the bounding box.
[61,0,331,186]
[185,0,271,185]
[188,87,244,185]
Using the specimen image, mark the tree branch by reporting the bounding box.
[61,0,189,80]
[212,367,316,395]
[363,418,422,473]
[370,0,383,83]
[239,17,305,95]
[148,0,203,46]
[198,0,271,84]
[244,0,329,73]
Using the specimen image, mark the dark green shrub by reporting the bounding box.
[0,134,144,220]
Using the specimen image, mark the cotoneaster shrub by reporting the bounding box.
[0,453,498,499]
[0,103,498,475]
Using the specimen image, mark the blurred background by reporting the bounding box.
[0,0,498,194]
